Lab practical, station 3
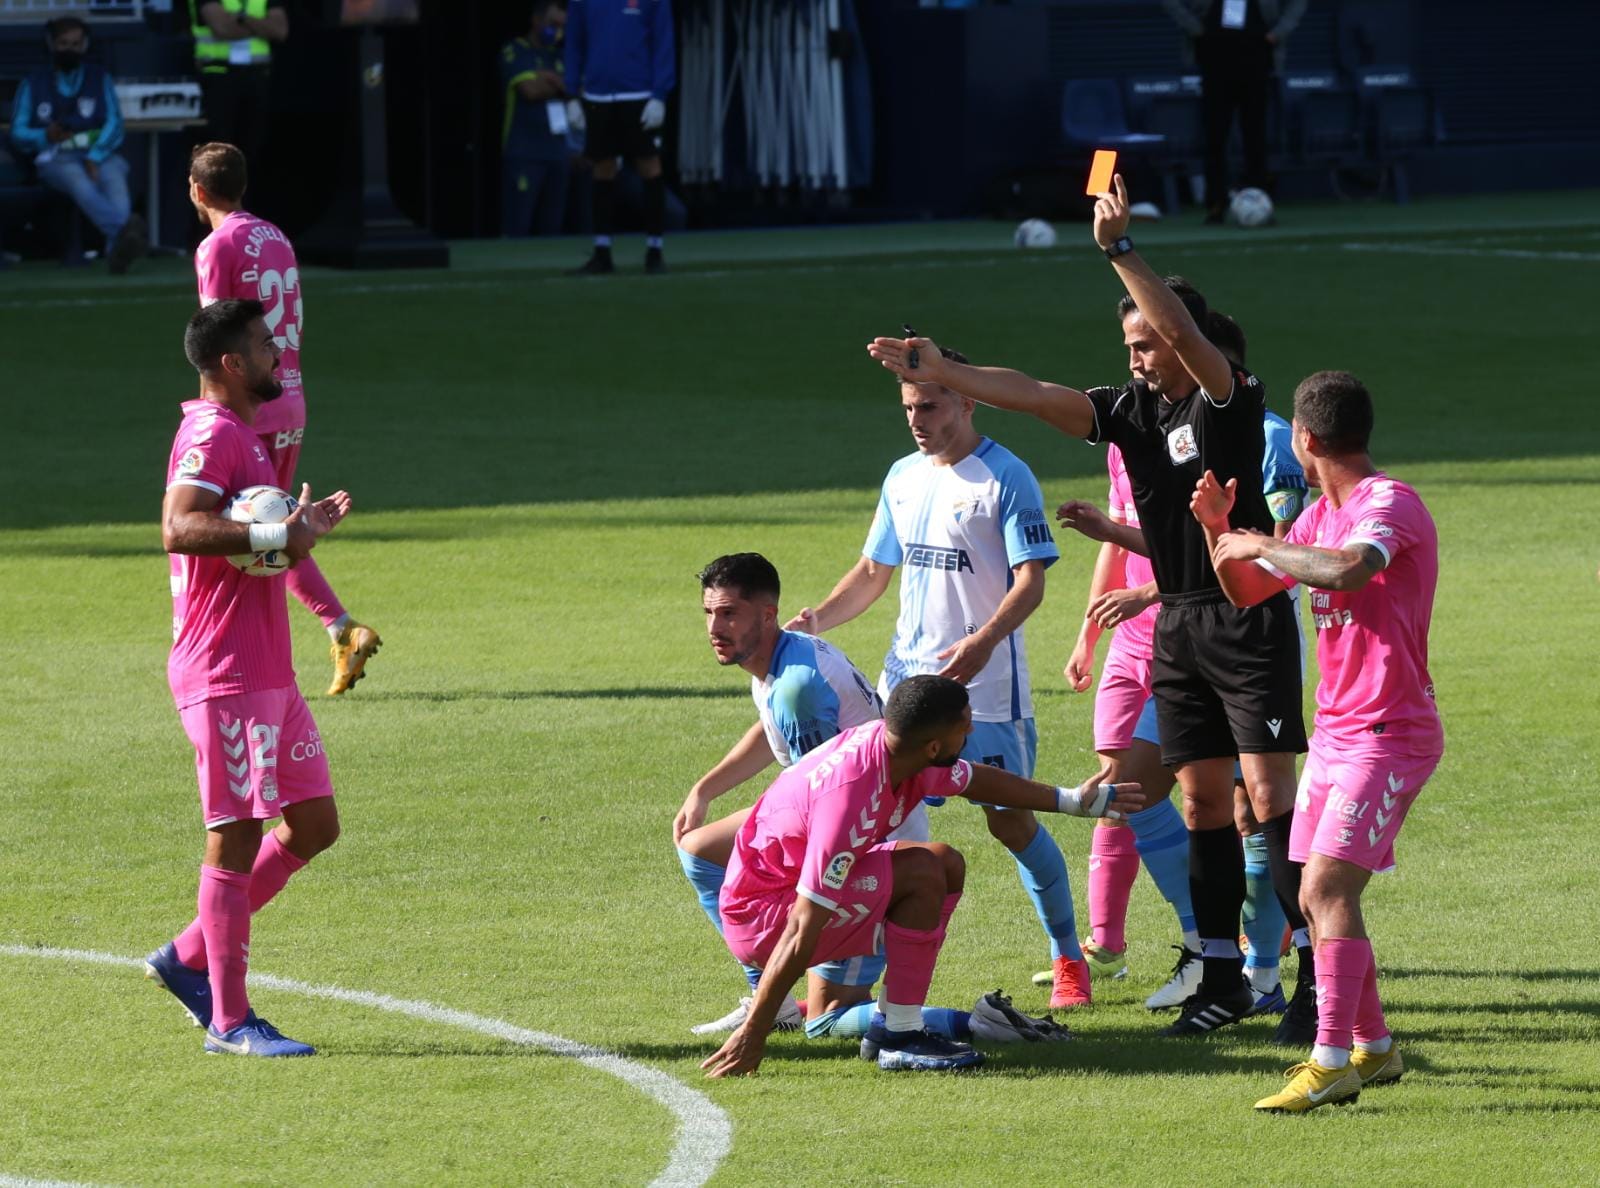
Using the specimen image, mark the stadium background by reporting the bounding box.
[2,1,1598,1185]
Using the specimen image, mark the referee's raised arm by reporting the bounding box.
[866,335,1097,440]
[1093,174,1234,402]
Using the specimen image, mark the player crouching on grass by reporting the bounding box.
[1192,371,1443,1112]
[701,674,1146,1076]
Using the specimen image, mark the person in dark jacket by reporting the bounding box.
[9,16,146,272]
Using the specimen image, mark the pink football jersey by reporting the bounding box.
[721,721,972,918]
[1105,445,1158,660]
[166,399,296,709]
[195,211,306,439]
[1279,474,1443,752]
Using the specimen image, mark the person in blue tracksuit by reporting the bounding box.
[9,16,146,272]
[563,0,674,274]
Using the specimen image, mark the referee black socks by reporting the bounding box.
[1188,822,1246,993]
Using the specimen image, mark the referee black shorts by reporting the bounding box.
[582,98,662,163]
[1151,589,1306,767]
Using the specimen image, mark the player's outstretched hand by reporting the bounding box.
[936,634,995,685]
[1058,773,1147,820]
[701,1026,765,1079]
[1211,527,1271,567]
[1088,585,1155,629]
[1190,469,1235,529]
[868,335,943,385]
[1056,499,1117,543]
[783,607,822,635]
[673,790,710,845]
[1064,639,1094,693]
[1092,173,1132,250]
[283,485,348,560]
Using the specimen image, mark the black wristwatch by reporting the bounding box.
[1103,236,1135,260]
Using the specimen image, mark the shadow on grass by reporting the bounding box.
[1384,966,1600,983]
[353,687,744,703]
[612,1028,1296,1077]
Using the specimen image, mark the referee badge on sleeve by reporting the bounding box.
[1167,424,1199,465]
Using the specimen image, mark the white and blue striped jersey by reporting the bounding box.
[753,630,882,767]
[863,437,1060,723]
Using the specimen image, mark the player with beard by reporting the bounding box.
[702,675,1146,1076]
[144,299,352,1056]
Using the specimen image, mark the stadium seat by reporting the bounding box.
[1288,73,1362,170]
[1061,79,1165,154]
[1359,66,1438,204]
[1126,76,1201,212]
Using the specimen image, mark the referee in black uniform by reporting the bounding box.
[866,173,1308,1037]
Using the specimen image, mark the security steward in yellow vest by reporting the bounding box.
[190,0,286,170]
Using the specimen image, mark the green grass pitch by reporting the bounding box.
[2,192,1598,1185]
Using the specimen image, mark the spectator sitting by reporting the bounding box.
[9,15,147,272]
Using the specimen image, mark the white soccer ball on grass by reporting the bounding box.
[223,484,297,576]
[1013,218,1058,249]
[1228,188,1275,228]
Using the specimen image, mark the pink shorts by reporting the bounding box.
[1093,644,1153,752]
[1290,742,1440,873]
[723,844,896,971]
[179,686,333,828]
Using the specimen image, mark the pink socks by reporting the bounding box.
[1351,943,1391,1047]
[286,556,346,628]
[883,892,961,1010]
[1314,936,1375,1050]
[198,866,252,1033]
[1088,825,1139,952]
[173,831,309,970]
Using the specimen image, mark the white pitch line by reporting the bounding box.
[3,233,1594,311]
[1341,241,1600,262]
[0,944,732,1188]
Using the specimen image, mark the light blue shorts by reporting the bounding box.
[1133,693,1244,780]
[936,717,1038,810]
[815,950,885,988]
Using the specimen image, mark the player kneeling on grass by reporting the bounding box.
[1193,371,1443,1112]
[701,674,1145,1077]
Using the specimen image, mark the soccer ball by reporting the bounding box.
[223,484,297,576]
[1228,188,1275,228]
[1013,218,1057,249]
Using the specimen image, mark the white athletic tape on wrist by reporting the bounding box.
[1056,783,1119,819]
[249,522,289,552]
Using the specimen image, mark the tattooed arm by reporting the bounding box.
[1209,530,1387,605]
[1253,538,1388,592]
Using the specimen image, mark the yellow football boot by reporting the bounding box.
[1352,1044,1404,1087]
[327,621,382,696]
[1254,1060,1362,1113]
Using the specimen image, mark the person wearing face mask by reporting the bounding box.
[9,16,145,273]
[500,0,572,237]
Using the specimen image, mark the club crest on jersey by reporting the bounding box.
[888,802,904,829]
[37,101,52,119]
[951,498,980,524]
[1267,490,1301,521]
[822,851,856,891]
[78,96,95,119]
[1167,424,1199,465]
[253,444,267,462]
[176,448,205,477]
